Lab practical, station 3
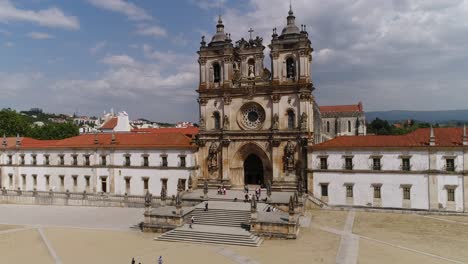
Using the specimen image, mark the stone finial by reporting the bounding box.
[15,133,20,147]
[175,191,182,208]
[429,125,435,146]
[111,133,116,144]
[160,185,167,201]
[94,132,99,145]
[463,124,467,146]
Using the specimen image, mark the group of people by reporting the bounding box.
[243,186,262,202]
[131,256,162,264]
[217,185,227,195]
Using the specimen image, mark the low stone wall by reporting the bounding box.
[251,218,300,239]
[0,188,163,208]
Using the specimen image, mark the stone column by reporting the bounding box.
[221,139,230,183]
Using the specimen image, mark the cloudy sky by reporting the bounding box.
[1,0,467,122]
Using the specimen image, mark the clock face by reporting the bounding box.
[239,103,265,130]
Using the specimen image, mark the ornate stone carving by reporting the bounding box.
[208,142,219,171]
[271,52,279,59]
[300,112,308,130]
[284,140,296,172]
[271,113,279,130]
[239,102,265,130]
[271,94,281,103]
[223,96,232,105]
[144,191,152,207]
[262,68,271,81]
[198,98,208,106]
[199,116,205,129]
[300,93,311,101]
[198,57,207,65]
[223,115,230,129]
[223,56,233,63]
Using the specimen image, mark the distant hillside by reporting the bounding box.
[366,110,468,123]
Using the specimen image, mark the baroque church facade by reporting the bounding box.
[196,8,321,190]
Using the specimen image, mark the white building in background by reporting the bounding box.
[309,127,468,212]
[320,102,366,142]
[0,129,198,196]
[99,111,133,133]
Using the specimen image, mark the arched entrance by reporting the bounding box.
[244,154,264,185]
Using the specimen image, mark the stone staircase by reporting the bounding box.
[155,201,263,247]
[186,207,250,227]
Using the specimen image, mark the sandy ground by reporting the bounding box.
[353,212,468,263]
[0,204,467,264]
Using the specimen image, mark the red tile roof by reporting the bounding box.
[131,127,199,138]
[320,102,363,113]
[313,128,466,149]
[100,117,118,130]
[1,133,195,150]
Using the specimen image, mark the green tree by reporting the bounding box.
[28,122,79,140]
[367,118,394,135]
[0,109,31,137]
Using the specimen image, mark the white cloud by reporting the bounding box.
[191,0,226,10]
[27,32,54,40]
[90,41,107,54]
[101,54,138,67]
[0,0,79,30]
[4,41,13,47]
[87,0,152,21]
[135,24,167,38]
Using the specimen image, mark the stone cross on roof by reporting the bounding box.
[248,28,254,40]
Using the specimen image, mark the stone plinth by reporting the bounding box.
[142,206,193,233]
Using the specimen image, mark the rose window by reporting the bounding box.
[239,103,265,130]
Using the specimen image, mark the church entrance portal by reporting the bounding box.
[244,154,264,186]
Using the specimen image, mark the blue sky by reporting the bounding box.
[1,0,468,122]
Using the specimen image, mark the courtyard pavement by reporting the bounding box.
[0,204,467,263]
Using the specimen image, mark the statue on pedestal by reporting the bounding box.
[208,142,219,171]
[284,140,296,172]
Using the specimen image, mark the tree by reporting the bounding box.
[367,118,394,135]
[28,122,79,140]
[0,109,31,137]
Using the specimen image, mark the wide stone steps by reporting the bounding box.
[188,208,250,227]
[156,225,263,247]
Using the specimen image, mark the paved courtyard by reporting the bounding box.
[0,204,467,263]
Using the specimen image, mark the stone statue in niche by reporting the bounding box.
[284,140,296,172]
[223,115,229,129]
[199,116,205,129]
[272,113,279,130]
[209,66,214,82]
[248,64,255,79]
[300,112,308,130]
[262,68,271,81]
[208,142,219,171]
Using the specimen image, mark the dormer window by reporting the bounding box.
[213,62,221,83]
[286,57,296,79]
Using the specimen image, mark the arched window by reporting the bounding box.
[213,63,221,83]
[348,120,351,133]
[287,110,295,129]
[286,58,296,79]
[213,112,221,130]
[326,121,330,133]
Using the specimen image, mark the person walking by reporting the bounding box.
[131,257,135,264]
[204,202,208,211]
[158,255,163,264]
[190,216,194,228]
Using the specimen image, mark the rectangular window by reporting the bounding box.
[72,175,78,187]
[21,174,26,189]
[101,177,107,193]
[180,156,186,167]
[373,185,381,199]
[320,184,328,197]
[372,158,381,171]
[320,157,328,170]
[125,177,131,194]
[346,185,353,198]
[32,174,37,187]
[402,158,411,171]
[84,155,90,166]
[59,175,65,187]
[125,156,131,167]
[8,174,13,187]
[44,155,50,165]
[143,178,149,191]
[143,156,149,167]
[345,157,353,170]
[7,155,12,165]
[72,155,78,166]
[446,159,455,172]
[32,155,37,165]
[161,178,168,191]
[59,155,65,166]
[162,156,168,167]
[447,188,455,202]
[85,176,90,188]
[20,155,25,165]
[45,175,50,189]
[403,187,411,200]
[101,155,107,166]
